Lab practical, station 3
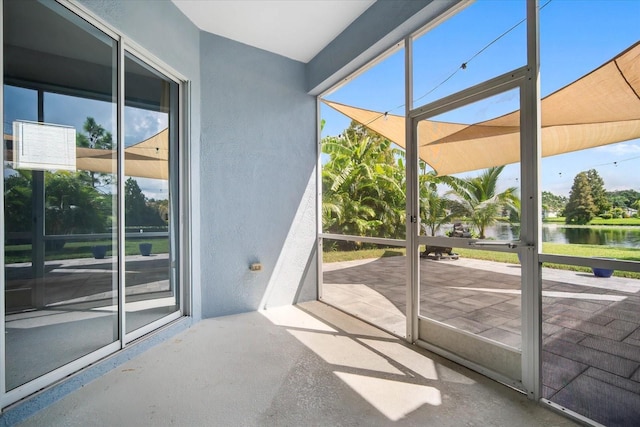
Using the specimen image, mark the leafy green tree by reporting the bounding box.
[631,199,640,217]
[148,199,169,223]
[4,170,111,240]
[4,171,33,236]
[419,168,455,236]
[585,169,610,215]
[611,207,625,219]
[45,171,112,235]
[445,166,519,239]
[125,177,165,227]
[606,189,640,209]
[541,191,568,215]
[322,122,405,242]
[565,171,596,224]
[76,117,114,188]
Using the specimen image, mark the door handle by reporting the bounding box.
[468,240,519,249]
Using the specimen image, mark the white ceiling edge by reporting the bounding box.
[171,0,375,63]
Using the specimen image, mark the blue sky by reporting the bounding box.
[321,0,640,197]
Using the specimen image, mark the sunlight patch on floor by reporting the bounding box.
[358,338,439,380]
[260,306,336,332]
[335,371,442,421]
[288,329,404,375]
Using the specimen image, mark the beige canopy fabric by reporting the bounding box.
[324,41,640,176]
[76,128,169,180]
[3,128,169,180]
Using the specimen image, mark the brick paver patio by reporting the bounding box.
[322,256,640,426]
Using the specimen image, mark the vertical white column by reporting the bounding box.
[520,0,542,400]
[316,97,324,301]
[117,41,126,346]
[405,36,419,342]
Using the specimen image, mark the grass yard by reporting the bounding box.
[5,237,170,264]
[544,216,640,226]
[322,242,640,279]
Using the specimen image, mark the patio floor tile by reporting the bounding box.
[584,367,640,395]
[544,338,639,378]
[542,351,588,394]
[552,373,640,427]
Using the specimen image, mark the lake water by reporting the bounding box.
[482,223,640,248]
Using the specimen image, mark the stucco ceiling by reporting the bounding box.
[171,0,375,63]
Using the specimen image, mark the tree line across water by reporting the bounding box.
[322,121,640,249]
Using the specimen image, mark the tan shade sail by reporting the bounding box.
[76,128,169,180]
[323,41,640,176]
[4,128,169,180]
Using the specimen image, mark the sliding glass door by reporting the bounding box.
[123,52,180,336]
[2,0,184,406]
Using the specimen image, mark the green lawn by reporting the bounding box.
[322,242,640,279]
[544,216,640,226]
[5,238,169,264]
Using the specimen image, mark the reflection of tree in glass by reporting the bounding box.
[4,170,111,241]
[124,177,166,227]
[45,171,111,236]
[4,171,33,237]
[76,116,113,188]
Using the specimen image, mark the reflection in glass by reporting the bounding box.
[124,52,179,333]
[4,0,117,390]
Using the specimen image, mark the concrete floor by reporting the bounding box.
[17,302,575,427]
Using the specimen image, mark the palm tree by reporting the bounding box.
[321,122,405,239]
[419,169,455,236]
[445,166,519,239]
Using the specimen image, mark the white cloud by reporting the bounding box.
[124,107,168,146]
[593,141,640,156]
[131,177,169,200]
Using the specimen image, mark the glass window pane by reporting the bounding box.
[124,52,179,333]
[4,0,117,390]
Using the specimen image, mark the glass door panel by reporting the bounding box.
[124,52,179,334]
[414,87,523,384]
[3,0,118,390]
